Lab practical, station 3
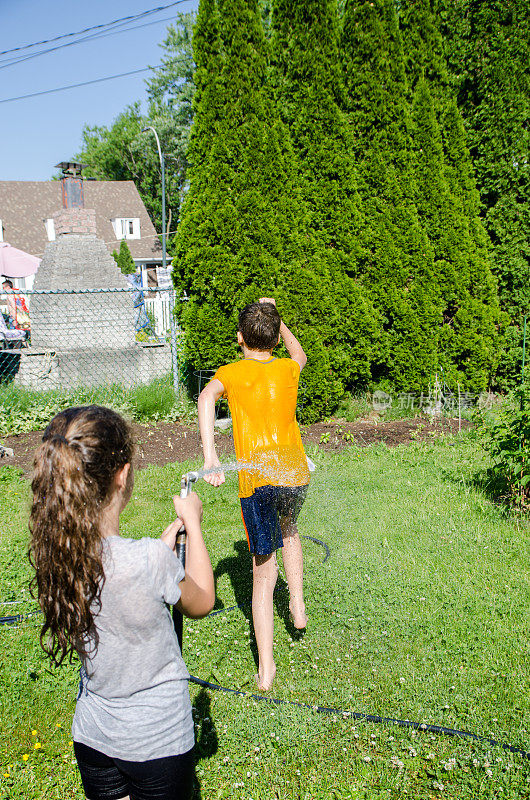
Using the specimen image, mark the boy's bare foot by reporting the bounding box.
[255,665,276,692]
[289,601,308,629]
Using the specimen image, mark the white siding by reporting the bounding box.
[45,218,56,241]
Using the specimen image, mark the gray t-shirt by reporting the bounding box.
[72,536,194,761]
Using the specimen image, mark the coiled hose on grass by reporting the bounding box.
[1,535,528,759]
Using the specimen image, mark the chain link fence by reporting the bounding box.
[0,287,187,432]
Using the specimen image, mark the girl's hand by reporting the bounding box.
[173,491,203,527]
[259,297,276,306]
[160,494,203,550]
[160,520,181,550]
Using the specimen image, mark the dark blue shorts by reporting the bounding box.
[240,484,308,556]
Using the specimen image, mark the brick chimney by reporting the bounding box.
[53,161,96,236]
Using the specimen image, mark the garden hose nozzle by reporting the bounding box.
[173,471,199,652]
[175,471,199,568]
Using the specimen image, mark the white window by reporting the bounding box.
[44,218,55,241]
[112,218,140,240]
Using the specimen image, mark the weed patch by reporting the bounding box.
[0,380,195,436]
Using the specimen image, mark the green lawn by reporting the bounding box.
[1,434,529,799]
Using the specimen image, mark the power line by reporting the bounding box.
[0,0,192,58]
[0,54,191,105]
[0,20,139,68]
[0,14,192,70]
[0,65,165,105]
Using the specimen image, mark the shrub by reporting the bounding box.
[174,0,376,422]
[0,380,194,435]
[479,387,530,510]
[112,240,136,275]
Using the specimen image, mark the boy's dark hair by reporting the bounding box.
[2,278,13,288]
[238,302,281,351]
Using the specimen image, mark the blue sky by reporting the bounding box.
[0,0,198,181]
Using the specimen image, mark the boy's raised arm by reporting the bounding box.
[259,297,307,370]
[279,320,307,370]
[198,379,226,486]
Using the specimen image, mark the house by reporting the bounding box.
[0,179,166,290]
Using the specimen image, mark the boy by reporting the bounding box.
[198,298,310,691]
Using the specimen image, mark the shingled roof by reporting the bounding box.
[0,180,162,261]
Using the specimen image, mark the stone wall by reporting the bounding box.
[31,213,136,351]
[15,343,171,390]
[34,228,128,291]
[54,208,96,237]
[29,291,136,350]
[22,205,171,392]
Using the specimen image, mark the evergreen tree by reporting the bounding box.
[270,0,361,252]
[399,0,450,103]
[270,0,379,392]
[399,0,503,387]
[184,0,224,185]
[342,0,413,181]
[399,0,496,277]
[441,101,492,269]
[440,0,530,387]
[341,0,442,390]
[174,0,275,370]
[112,240,136,275]
[411,77,501,388]
[175,0,373,419]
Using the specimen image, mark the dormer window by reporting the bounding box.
[45,218,56,241]
[112,218,140,240]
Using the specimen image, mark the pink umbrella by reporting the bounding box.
[0,243,40,279]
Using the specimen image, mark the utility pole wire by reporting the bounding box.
[0,65,169,105]
[0,0,192,57]
[0,55,192,105]
[0,13,189,70]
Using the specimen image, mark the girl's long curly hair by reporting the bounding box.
[29,405,134,665]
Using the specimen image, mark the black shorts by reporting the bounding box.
[74,741,194,800]
[240,484,308,555]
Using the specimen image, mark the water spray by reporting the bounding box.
[173,470,199,650]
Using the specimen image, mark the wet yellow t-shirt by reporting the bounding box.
[214,358,310,498]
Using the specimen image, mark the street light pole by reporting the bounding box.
[143,125,179,394]
[142,126,166,271]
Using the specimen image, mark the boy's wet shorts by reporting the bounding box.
[240,484,308,556]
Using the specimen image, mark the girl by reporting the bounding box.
[29,405,215,800]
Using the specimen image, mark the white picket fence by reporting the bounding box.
[144,294,172,336]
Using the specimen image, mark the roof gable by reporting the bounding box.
[0,180,162,261]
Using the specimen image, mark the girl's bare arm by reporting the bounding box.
[161,493,215,618]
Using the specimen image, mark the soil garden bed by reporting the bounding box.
[1,415,470,476]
